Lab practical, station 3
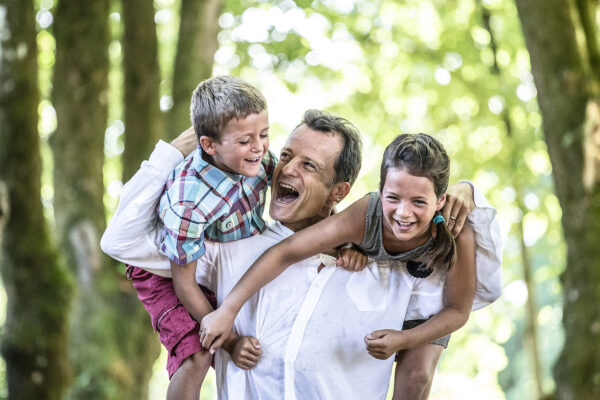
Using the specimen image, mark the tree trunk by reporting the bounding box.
[167,0,224,140]
[515,1,600,399]
[52,1,136,399]
[122,0,164,181]
[120,0,163,397]
[0,0,73,398]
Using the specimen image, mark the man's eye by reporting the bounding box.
[304,162,315,169]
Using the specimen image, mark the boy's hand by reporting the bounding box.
[170,126,198,158]
[336,244,368,271]
[200,307,236,353]
[228,336,262,370]
[443,182,475,238]
[364,329,405,360]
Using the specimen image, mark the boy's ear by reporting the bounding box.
[199,136,217,155]
[436,194,447,211]
[328,182,351,204]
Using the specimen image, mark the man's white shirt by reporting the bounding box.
[101,140,504,400]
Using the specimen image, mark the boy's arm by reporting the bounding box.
[365,224,476,358]
[171,260,214,322]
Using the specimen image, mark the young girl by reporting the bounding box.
[199,133,476,359]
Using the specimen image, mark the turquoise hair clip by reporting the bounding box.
[433,215,445,224]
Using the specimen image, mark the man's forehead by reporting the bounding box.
[284,126,341,155]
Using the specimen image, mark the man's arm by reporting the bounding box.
[100,128,197,268]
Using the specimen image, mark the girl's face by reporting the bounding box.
[380,168,446,250]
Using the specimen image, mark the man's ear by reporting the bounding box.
[328,182,351,204]
[436,194,447,211]
[199,136,217,155]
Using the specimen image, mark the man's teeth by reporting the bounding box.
[280,183,297,192]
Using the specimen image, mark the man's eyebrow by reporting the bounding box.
[302,155,325,170]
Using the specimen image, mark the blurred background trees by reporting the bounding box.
[1,0,598,399]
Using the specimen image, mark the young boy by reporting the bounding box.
[126,76,275,399]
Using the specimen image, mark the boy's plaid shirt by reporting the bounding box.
[158,147,277,265]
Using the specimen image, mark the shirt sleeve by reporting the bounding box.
[100,140,182,270]
[461,180,504,311]
[159,200,209,266]
[261,149,278,187]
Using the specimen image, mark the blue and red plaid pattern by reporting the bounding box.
[158,146,277,265]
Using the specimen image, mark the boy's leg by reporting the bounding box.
[126,266,217,398]
[391,319,449,400]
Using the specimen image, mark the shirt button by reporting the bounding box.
[226,221,233,229]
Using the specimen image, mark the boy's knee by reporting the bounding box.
[188,351,212,370]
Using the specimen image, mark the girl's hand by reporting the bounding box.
[364,329,405,360]
[199,307,236,353]
[228,336,262,370]
[336,244,368,271]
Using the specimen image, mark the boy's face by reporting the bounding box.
[202,110,269,177]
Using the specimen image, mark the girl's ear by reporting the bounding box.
[199,136,217,155]
[436,194,447,211]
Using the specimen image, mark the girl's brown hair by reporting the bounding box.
[380,133,456,272]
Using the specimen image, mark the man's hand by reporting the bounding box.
[226,336,262,370]
[336,244,368,271]
[200,307,236,353]
[170,126,198,158]
[364,329,406,360]
[442,182,475,238]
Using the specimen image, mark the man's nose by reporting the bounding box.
[281,158,300,176]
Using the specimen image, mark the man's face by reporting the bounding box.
[269,125,343,232]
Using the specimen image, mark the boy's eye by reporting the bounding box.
[239,139,251,145]
[260,133,269,138]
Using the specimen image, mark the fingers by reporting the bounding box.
[441,196,462,238]
[200,331,217,352]
[247,337,262,355]
[208,334,227,354]
[367,349,391,360]
[337,248,368,271]
[451,204,470,238]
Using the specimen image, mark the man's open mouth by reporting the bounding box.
[276,182,300,203]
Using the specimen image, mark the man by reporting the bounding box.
[102,109,502,399]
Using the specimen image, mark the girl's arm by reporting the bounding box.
[199,196,369,352]
[365,222,476,358]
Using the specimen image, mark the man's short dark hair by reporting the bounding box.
[298,109,362,186]
[190,76,267,142]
